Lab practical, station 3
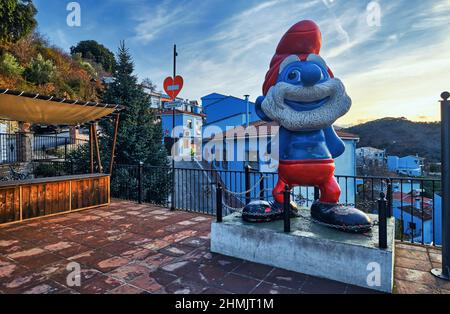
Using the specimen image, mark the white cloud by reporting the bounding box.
[131,0,203,44]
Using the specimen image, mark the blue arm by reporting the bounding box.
[255,96,273,122]
[324,126,345,159]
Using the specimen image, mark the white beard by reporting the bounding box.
[261,78,351,131]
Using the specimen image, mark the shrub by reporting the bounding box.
[0,52,24,76]
[23,53,55,84]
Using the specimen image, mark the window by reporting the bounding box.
[186,119,193,129]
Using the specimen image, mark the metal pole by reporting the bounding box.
[259,174,265,200]
[283,185,291,233]
[93,123,103,173]
[138,161,143,204]
[386,179,393,218]
[245,164,251,205]
[432,91,450,280]
[170,44,177,211]
[314,186,320,201]
[89,124,94,174]
[244,95,250,128]
[216,184,223,223]
[378,192,388,249]
[109,113,120,176]
[64,138,68,160]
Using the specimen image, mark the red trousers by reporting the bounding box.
[273,159,341,204]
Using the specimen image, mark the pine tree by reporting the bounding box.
[100,41,167,166]
[68,41,170,204]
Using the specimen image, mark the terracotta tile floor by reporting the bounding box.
[0,200,446,294]
[394,242,450,294]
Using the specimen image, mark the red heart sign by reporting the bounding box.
[163,75,184,100]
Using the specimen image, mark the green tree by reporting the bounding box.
[100,42,170,204]
[101,41,167,166]
[70,40,116,73]
[0,0,37,43]
[0,52,24,76]
[23,53,55,84]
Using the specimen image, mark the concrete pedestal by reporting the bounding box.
[211,210,395,293]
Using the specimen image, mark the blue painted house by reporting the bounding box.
[387,155,424,177]
[160,99,204,158]
[201,93,259,132]
[392,190,442,245]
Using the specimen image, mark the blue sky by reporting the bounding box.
[34,0,450,125]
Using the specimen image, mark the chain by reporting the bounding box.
[222,202,244,213]
[221,176,270,196]
[294,210,378,233]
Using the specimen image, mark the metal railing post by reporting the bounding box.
[216,184,223,223]
[170,164,176,211]
[432,91,450,280]
[314,186,320,201]
[386,179,393,218]
[378,192,388,249]
[259,174,265,200]
[138,161,143,204]
[64,138,68,160]
[245,164,251,205]
[283,185,291,233]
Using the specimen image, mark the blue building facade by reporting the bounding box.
[392,191,441,245]
[160,99,204,158]
[387,155,423,177]
[201,93,259,131]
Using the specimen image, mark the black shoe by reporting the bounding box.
[310,201,372,233]
[242,200,299,222]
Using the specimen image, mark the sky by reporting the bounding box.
[33,0,450,126]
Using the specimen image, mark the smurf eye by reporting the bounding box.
[287,69,301,82]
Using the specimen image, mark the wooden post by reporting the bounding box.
[92,123,103,173]
[109,113,120,176]
[89,124,94,174]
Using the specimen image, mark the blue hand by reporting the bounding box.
[255,96,272,122]
[324,126,345,158]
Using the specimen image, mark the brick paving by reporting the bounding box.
[0,200,445,294]
[394,242,450,294]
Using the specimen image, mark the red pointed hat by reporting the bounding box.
[262,20,333,96]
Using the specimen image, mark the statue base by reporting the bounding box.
[211,210,394,293]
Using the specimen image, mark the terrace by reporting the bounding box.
[0,90,449,294]
[0,200,448,294]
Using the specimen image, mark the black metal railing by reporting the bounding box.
[0,133,25,164]
[32,134,89,161]
[0,132,89,163]
[104,162,442,247]
[4,158,442,248]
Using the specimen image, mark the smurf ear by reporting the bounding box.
[307,54,327,69]
[278,55,301,74]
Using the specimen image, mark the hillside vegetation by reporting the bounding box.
[344,117,441,162]
[0,32,107,101]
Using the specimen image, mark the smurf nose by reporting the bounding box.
[301,63,323,86]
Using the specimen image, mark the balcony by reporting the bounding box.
[0,200,448,294]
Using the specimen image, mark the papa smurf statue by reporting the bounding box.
[242,20,372,233]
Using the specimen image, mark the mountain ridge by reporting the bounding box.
[343,117,440,162]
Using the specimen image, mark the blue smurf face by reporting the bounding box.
[277,54,331,111]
